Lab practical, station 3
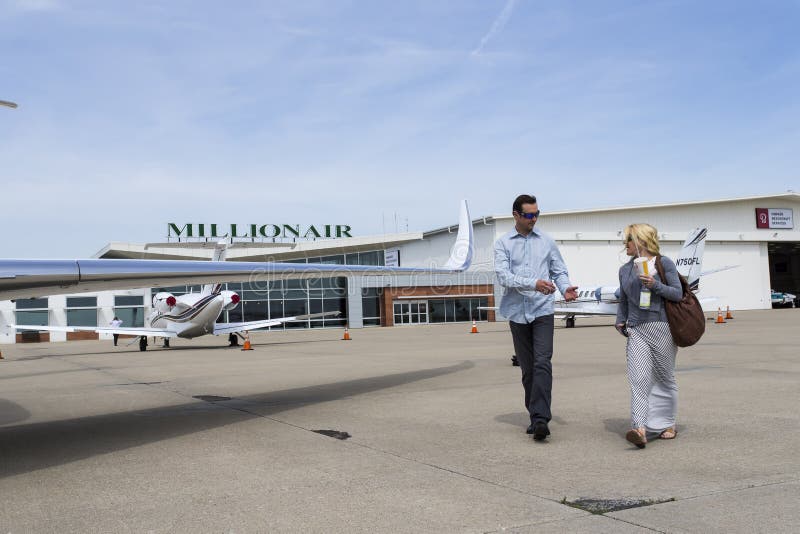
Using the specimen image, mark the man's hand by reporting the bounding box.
[535,280,557,295]
[563,286,579,301]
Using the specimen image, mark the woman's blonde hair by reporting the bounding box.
[623,223,660,255]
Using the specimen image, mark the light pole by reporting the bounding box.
[0,100,18,109]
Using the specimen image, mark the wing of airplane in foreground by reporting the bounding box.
[0,201,473,301]
[212,311,341,335]
[8,324,179,337]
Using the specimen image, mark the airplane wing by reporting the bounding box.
[0,201,473,301]
[212,311,341,335]
[8,324,178,337]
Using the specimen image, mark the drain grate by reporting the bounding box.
[312,429,352,440]
[193,395,232,402]
[562,497,675,514]
[110,381,164,386]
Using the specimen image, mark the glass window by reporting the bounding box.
[227,303,243,323]
[428,300,445,323]
[283,300,308,317]
[241,290,269,301]
[15,310,48,326]
[323,298,346,313]
[67,309,97,327]
[268,300,284,319]
[319,255,345,264]
[453,299,469,322]
[16,298,48,310]
[362,296,380,319]
[243,301,268,322]
[113,307,144,327]
[361,287,381,297]
[115,295,144,306]
[66,296,97,308]
[357,251,383,266]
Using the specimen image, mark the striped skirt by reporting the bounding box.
[626,321,678,432]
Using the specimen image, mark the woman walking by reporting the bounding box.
[615,223,683,448]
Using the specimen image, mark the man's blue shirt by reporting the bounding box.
[494,227,572,323]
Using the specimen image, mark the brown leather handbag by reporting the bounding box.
[655,256,706,347]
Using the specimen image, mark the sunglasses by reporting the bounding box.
[517,211,540,220]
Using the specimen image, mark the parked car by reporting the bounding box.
[771,289,797,308]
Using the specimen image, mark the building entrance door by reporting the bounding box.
[393,300,429,325]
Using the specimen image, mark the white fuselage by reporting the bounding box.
[149,293,225,338]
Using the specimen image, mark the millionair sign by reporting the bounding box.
[167,223,353,240]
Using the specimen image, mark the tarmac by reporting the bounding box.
[0,309,798,533]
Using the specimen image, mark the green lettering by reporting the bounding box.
[336,225,352,238]
[210,224,228,238]
[283,224,300,238]
[304,225,322,238]
[259,224,280,238]
[168,223,192,238]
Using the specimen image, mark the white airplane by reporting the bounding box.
[3,201,474,351]
[553,227,730,327]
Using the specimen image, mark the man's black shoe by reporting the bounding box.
[526,424,534,435]
[532,421,550,441]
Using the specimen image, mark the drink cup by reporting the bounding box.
[634,257,649,276]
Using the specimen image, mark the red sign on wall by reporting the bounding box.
[755,208,770,228]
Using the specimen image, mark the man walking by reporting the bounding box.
[494,194,578,441]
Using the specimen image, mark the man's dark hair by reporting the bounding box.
[513,194,537,214]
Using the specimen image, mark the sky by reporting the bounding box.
[1,0,799,258]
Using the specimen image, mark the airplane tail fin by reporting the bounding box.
[443,200,473,271]
[674,228,706,291]
[202,241,228,295]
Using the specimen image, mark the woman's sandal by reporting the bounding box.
[659,427,677,440]
[625,428,647,449]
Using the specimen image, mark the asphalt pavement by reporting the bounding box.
[1,309,798,533]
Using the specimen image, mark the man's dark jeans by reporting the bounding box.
[509,314,554,425]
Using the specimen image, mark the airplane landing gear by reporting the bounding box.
[139,336,148,352]
[566,317,576,328]
[163,338,170,348]
[228,333,240,347]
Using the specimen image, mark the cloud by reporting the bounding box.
[472,0,518,56]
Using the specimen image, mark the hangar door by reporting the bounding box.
[768,242,800,307]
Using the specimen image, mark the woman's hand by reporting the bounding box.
[639,275,655,289]
[615,323,629,337]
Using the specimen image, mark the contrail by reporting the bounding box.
[472,0,518,56]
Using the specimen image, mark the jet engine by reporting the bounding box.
[153,292,178,313]
[221,290,241,311]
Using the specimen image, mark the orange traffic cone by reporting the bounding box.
[241,332,253,351]
[470,320,478,334]
[342,326,351,341]
[715,308,726,324]
[725,306,734,320]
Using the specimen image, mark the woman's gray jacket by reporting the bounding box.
[616,255,683,327]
